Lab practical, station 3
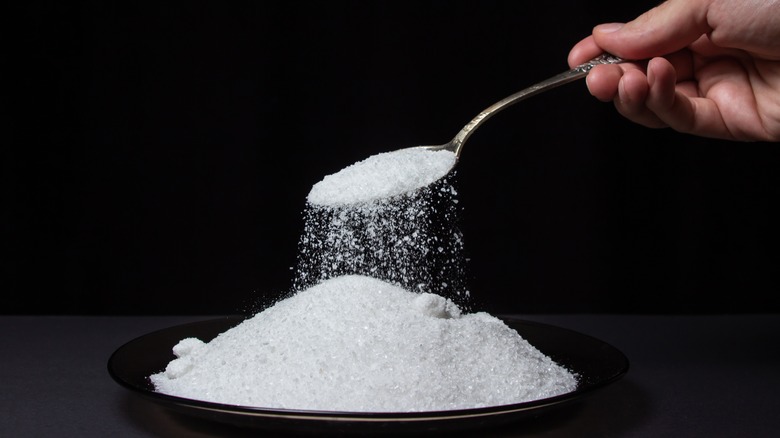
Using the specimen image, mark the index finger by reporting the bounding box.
[568,36,606,68]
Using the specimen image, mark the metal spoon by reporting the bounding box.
[415,54,624,159]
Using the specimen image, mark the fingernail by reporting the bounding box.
[595,23,624,33]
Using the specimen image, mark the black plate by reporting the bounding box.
[108,316,628,435]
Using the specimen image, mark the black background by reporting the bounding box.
[6,1,780,315]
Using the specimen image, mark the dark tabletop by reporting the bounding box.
[2,314,778,437]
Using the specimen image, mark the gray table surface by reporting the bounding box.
[2,314,779,437]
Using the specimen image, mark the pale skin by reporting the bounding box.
[568,0,780,142]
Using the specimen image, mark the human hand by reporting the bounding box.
[568,0,780,142]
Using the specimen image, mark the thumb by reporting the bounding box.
[594,0,714,60]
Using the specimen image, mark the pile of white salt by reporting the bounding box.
[150,275,577,412]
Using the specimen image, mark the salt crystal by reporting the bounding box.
[172,338,204,357]
[150,275,577,412]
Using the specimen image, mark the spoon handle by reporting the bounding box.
[520,53,625,96]
[450,54,624,153]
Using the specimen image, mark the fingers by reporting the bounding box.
[585,64,624,101]
[640,58,690,130]
[646,58,680,115]
[593,0,713,60]
[567,36,604,68]
[567,0,772,141]
[604,57,732,139]
[578,49,706,132]
[613,67,668,129]
[584,59,679,130]
[643,57,734,139]
[570,0,714,65]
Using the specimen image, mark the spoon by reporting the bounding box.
[307,54,624,207]
[415,54,624,159]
